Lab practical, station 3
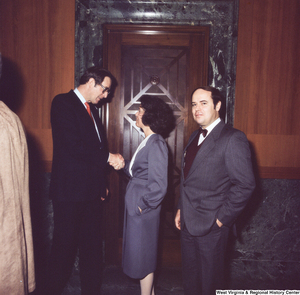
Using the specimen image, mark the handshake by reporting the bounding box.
[108,153,125,170]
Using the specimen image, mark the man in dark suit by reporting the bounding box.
[175,86,255,295]
[47,67,123,295]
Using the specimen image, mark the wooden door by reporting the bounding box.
[102,24,209,265]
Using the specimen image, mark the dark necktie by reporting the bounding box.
[200,128,208,138]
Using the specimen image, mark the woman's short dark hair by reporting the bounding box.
[79,66,112,86]
[139,95,175,138]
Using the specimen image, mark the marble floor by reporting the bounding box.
[61,266,184,295]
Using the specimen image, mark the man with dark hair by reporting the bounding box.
[175,86,255,295]
[47,66,123,295]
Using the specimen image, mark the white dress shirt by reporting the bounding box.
[197,117,221,146]
[74,88,101,142]
[129,134,154,176]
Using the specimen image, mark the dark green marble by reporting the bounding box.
[75,0,239,125]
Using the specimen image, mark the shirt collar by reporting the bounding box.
[203,117,221,136]
[74,88,87,106]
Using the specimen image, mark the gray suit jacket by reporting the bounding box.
[179,120,255,236]
[122,133,168,279]
[123,133,168,216]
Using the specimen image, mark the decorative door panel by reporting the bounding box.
[120,46,188,240]
[103,24,209,265]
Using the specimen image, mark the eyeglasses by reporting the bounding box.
[99,83,111,94]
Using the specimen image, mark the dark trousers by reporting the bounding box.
[46,198,103,295]
[180,223,229,295]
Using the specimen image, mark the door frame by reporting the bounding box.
[102,24,209,265]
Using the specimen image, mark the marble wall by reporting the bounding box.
[75,0,239,124]
[228,179,300,289]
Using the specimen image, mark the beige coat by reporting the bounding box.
[0,101,35,294]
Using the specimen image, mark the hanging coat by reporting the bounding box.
[0,101,35,295]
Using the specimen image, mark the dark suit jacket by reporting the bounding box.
[49,90,109,202]
[179,120,255,236]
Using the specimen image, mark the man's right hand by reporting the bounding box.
[108,153,125,170]
[175,209,181,230]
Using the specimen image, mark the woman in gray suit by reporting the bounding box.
[110,95,174,295]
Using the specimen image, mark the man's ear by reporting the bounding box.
[216,101,221,112]
[87,78,95,88]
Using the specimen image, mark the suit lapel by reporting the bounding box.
[91,106,103,134]
[71,92,95,126]
[131,134,156,175]
[181,130,200,179]
[185,120,225,179]
[71,94,103,146]
[183,130,199,159]
[86,104,104,143]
